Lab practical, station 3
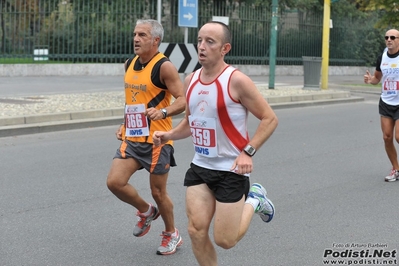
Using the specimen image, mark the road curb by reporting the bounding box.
[0,116,123,138]
[0,94,364,138]
[270,96,364,109]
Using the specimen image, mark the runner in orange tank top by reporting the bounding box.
[106,19,185,255]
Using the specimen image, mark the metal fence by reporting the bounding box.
[0,0,383,66]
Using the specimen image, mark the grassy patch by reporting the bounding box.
[0,58,73,64]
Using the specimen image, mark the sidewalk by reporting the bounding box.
[0,75,372,137]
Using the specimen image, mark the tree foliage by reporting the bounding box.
[357,0,399,29]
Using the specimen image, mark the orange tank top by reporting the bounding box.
[123,53,173,145]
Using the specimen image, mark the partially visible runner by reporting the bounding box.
[106,19,185,255]
[153,21,278,265]
[364,28,399,182]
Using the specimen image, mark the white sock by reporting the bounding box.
[245,197,259,212]
[142,204,152,216]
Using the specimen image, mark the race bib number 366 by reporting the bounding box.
[125,104,149,137]
[189,116,218,157]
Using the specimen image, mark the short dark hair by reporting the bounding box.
[206,21,232,44]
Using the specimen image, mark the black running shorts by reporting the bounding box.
[114,141,176,175]
[379,98,399,121]
[184,163,250,203]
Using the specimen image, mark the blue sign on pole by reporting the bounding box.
[178,0,198,28]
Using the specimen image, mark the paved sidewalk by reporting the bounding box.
[0,74,373,137]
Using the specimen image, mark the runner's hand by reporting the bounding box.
[230,152,253,175]
[145,107,163,121]
[153,131,169,146]
[364,70,372,84]
[116,124,124,140]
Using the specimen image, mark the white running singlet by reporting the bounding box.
[380,51,399,106]
[186,66,250,172]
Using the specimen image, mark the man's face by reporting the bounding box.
[133,24,155,56]
[197,24,226,65]
[385,30,399,51]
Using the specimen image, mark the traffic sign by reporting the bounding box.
[159,43,201,73]
[178,0,198,28]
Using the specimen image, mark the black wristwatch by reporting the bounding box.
[243,144,256,157]
[160,108,167,119]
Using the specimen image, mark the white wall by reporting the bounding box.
[0,64,369,77]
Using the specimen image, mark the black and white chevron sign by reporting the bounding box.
[159,43,201,74]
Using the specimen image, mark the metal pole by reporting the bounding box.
[73,2,78,63]
[157,0,161,23]
[321,0,330,90]
[268,0,278,89]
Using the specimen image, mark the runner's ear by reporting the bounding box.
[222,43,231,55]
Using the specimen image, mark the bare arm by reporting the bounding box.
[231,71,278,150]
[229,71,278,174]
[153,73,193,146]
[145,61,186,120]
[160,61,186,116]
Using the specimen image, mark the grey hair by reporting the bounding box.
[136,19,164,45]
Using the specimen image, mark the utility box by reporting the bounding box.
[302,56,322,90]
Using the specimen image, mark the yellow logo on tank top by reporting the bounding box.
[124,83,147,91]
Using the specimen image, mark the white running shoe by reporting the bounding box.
[133,204,160,237]
[248,183,275,223]
[385,168,399,182]
[156,228,183,255]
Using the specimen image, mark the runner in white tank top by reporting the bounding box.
[364,28,399,182]
[186,66,249,173]
[153,21,278,265]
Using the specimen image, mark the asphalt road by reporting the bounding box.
[1,93,398,266]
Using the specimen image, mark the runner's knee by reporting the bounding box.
[214,236,237,250]
[106,174,126,192]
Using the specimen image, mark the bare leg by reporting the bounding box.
[186,184,217,266]
[381,116,399,170]
[150,172,175,232]
[106,158,149,212]
[213,197,255,249]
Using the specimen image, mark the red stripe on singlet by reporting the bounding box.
[215,79,248,151]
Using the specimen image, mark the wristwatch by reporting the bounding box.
[160,108,167,119]
[243,144,256,157]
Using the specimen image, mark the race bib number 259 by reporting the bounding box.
[189,116,218,157]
